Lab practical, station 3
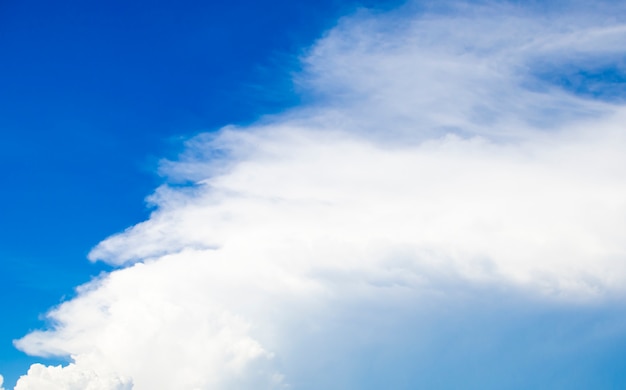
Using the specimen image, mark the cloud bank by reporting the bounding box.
[9,1,626,388]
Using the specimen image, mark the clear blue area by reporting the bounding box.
[0,0,402,385]
[532,60,626,102]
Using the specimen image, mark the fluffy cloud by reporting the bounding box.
[14,364,131,390]
[12,1,626,388]
[0,374,5,390]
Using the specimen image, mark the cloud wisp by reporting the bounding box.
[8,1,626,388]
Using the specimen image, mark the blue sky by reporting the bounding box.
[0,0,402,384]
[2,0,626,389]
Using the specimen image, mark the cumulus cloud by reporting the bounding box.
[11,1,626,388]
[0,374,5,390]
[14,364,131,390]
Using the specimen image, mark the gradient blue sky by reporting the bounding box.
[3,1,626,389]
[0,0,402,384]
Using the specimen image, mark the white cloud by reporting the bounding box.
[0,374,5,390]
[14,364,131,390]
[12,1,626,388]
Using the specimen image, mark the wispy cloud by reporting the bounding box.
[11,1,626,388]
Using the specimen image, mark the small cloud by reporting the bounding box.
[13,364,131,390]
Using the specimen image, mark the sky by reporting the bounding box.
[2,0,626,389]
[0,0,399,385]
